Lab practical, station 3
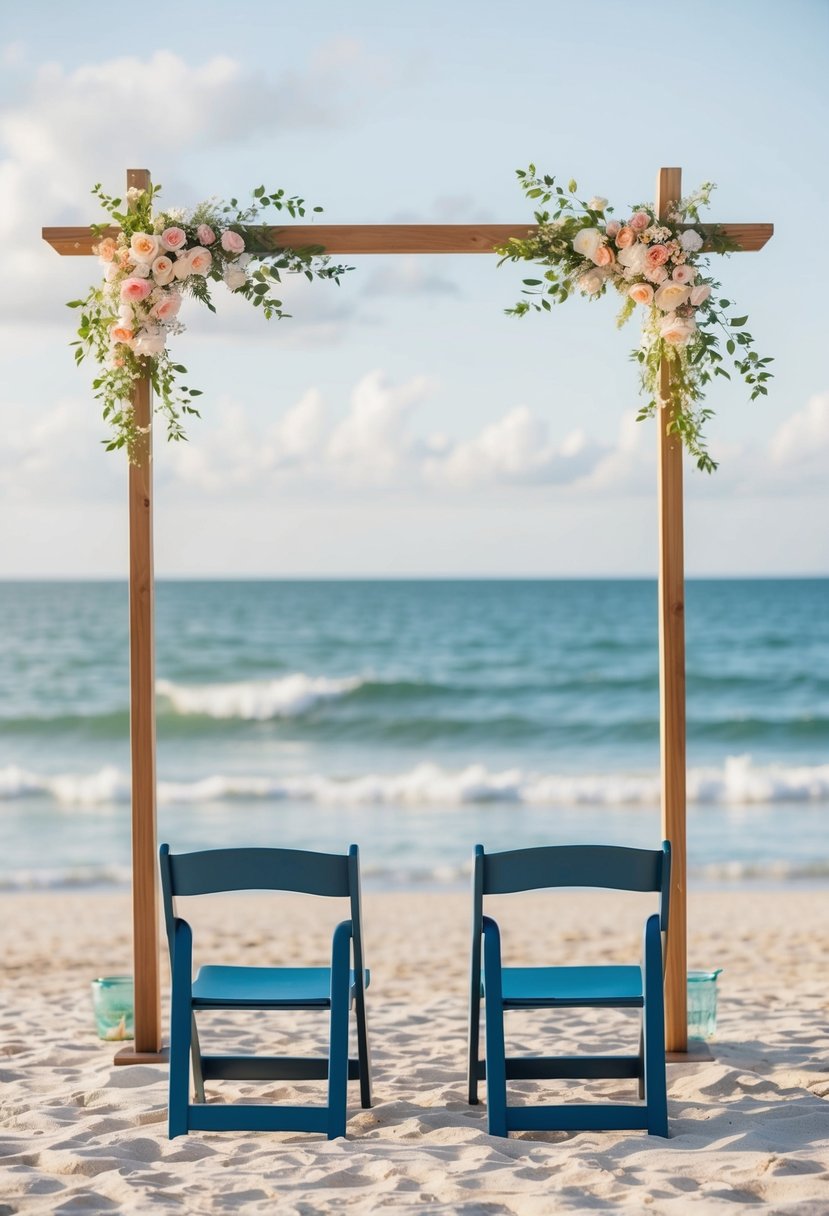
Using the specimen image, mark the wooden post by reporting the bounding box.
[115,168,164,1063]
[655,166,688,1054]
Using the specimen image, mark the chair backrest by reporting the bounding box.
[472,842,671,937]
[159,843,367,976]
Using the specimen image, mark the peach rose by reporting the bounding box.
[628,282,654,306]
[630,211,650,232]
[161,226,187,252]
[690,283,712,307]
[188,247,213,276]
[152,255,175,286]
[592,243,615,267]
[120,276,153,303]
[654,281,691,312]
[197,224,216,245]
[130,232,160,262]
[220,229,246,254]
[646,244,670,268]
[173,253,192,280]
[672,264,695,285]
[660,313,697,345]
[615,226,635,249]
[152,293,182,322]
[110,325,134,344]
[645,265,669,285]
[95,237,117,262]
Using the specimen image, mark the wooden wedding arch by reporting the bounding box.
[43,167,773,1061]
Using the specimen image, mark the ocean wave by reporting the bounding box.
[156,673,364,720]
[3,755,829,809]
[0,864,132,892]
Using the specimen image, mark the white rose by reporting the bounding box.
[653,281,691,312]
[660,313,697,346]
[223,266,248,291]
[617,243,648,276]
[680,228,704,252]
[173,253,192,280]
[577,268,605,296]
[131,260,150,279]
[588,196,608,212]
[133,328,167,357]
[572,227,603,259]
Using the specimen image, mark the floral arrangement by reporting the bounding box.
[498,168,772,471]
[69,183,349,454]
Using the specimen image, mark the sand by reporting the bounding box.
[1,887,828,1214]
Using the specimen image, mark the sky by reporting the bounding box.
[1,0,828,577]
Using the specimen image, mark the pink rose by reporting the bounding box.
[130,232,160,262]
[173,253,192,280]
[152,293,183,322]
[120,276,153,303]
[152,255,175,286]
[605,219,621,238]
[690,283,712,307]
[630,211,650,232]
[220,229,246,254]
[646,244,670,268]
[672,264,695,285]
[188,247,213,276]
[161,226,187,252]
[592,243,615,267]
[645,265,669,284]
[615,226,635,249]
[197,224,216,245]
[628,282,654,306]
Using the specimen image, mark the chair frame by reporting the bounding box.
[467,841,671,1137]
[159,843,372,1139]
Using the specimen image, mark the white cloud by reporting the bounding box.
[768,392,829,482]
[1,45,386,323]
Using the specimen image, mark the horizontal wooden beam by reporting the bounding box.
[42,221,773,257]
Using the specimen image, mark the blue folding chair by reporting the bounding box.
[159,843,372,1139]
[468,842,671,1137]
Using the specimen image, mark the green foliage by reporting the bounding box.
[73,182,351,458]
[497,166,772,472]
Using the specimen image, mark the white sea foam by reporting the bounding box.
[2,755,829,808]
[156,673,363,720]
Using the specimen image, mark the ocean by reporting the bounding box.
[1,579,827,891]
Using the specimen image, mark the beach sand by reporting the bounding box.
[1,887,828,1214]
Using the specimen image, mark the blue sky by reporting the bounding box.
[2,0,827,576]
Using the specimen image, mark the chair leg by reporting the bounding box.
[482,917,508,1137]
[467,941,482,1105]
[169,919,194,1139]
[637,1020,645,1100]
[642,914,669,1137]
[354,985,373,1109]
[191,1014,205,1104]
[327,920,352,1139]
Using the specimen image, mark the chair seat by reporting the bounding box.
[193,965,369,1009]
[492,964,643,1008]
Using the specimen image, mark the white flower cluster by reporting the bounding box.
[93,217,249,365]
[571,207,710,347]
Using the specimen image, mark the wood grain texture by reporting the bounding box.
[126,169,162,1058]
[42,221,774,257]
[655,167,688,1054]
